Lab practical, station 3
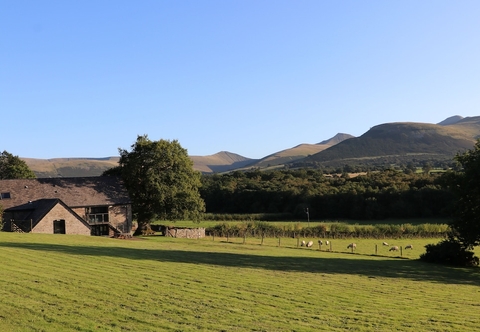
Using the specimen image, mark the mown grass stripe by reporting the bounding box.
[1,233,479,331]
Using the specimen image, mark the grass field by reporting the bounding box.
[0,232,479,331]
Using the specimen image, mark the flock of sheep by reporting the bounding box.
[382,242,413,251]
[300,240,330,247]
[300,240,413,252]
[300,240,315,247]
[348,242,413,251]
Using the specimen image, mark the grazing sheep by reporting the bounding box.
[404,244,413,250]
[306,241,313,247]
[382,242,389,246]
[389,246,399,251]
[347,243,356,250]
[325,240,330,246]
[301,240,306,247]
[318,240,323,245]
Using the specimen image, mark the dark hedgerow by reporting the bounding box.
[206,222,450,239]
[420,239,479,267]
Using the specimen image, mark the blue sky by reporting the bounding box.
[2,1,479,159]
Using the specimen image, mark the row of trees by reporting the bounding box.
[200,169,453,220]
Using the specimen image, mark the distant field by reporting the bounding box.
[0,233,478,331]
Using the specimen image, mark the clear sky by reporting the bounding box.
[2,1,479,159]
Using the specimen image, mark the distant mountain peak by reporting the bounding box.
[318,133,355,145]
[211,151,250,162]
[438,115,463,126]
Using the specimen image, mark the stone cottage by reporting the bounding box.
[0,177,132,236]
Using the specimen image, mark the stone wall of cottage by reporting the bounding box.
[110,205,132,233]
[71,207,84,218]
[71,205,133,235]
[33,204,90,235]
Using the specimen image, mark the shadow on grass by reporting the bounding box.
[1,241,479,286]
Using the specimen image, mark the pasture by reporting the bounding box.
[0,232,479,331]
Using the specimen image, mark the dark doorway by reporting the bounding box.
[53,220,66,234]
[91,224,109,236]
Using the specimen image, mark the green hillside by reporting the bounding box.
[250,133,354,168]
[23,157,120,178]
[24,152,256,177]
[189,151,256,173]
[299,119,480,167]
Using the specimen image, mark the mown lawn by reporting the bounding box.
[0,233,479,331]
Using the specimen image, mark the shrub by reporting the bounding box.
[420,239,479,267]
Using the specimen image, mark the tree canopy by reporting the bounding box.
[0,151,36,179]
[200,168,451,220]
[447,140,480,249]
[111,135,205,234]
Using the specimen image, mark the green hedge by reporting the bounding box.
[206,222,450,239]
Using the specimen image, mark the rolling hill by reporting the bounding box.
[189,151,256,173]
[297,116,480,168]
[23,152,257,177]
[247,133,354,168]
[22,157,121,178]
[21,115,480,177]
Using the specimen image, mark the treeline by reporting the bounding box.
[206,222,450,239]
[200,169,454,220]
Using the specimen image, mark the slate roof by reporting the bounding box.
[0,177,131,210]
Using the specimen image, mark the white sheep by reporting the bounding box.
[347,243,356,250]
[301,240,306,247]
[325,240,330,246]
[306,241,313,247]
[389,246,399,251]
[404,244,413,250]
[382,242,389,246]
[318,240,323,245]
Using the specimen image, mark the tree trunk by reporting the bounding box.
[134,221,154,236]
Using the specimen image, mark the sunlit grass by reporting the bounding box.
[0,232,478,331]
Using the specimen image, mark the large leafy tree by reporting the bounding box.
[447,140,480,249]
[0,151,36,179]
[111,135,205,234]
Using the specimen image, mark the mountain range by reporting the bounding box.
[22,115,480,177]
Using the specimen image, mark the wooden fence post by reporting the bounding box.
[243,233,246,244]
[375,244,378,255]
[278,237,281,247]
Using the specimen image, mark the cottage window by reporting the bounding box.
[1,192,11,199]
[53,220,66,234]
[86,206,109,223]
